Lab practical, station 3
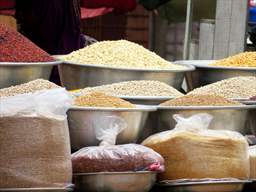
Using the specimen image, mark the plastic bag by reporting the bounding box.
[0,88,72,118]
[142,113,250,180]
[72,144,164,173]
[172,113,246,141]
[71,114,164,173]
[94,115,127,146]
[0,88,72,188]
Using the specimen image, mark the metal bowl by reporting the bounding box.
[174,60,256,89]
[152,179,250,192]
[0,61,61,88]
[67,105,156,151]
[73,171,156,192]
[157,105,256,135]
[0,187,73,192]
[58,62,195,90]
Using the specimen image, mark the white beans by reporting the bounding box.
[81,80,184,97]
[0,79,60,98]
[62,40,186,70]
[189,76,256,99]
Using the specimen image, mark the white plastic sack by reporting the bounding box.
[94,115,127,146]
[0,88,72,118]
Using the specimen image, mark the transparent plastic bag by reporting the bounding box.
[0,88,72,188]
[0,88,72,118]
[71,144,164,173]
[94,115,127,146]
[71,115,164,173]
[142,113,250,180]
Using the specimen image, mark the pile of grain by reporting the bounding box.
[81,80,184,97]
[74,92,135,108]
[189,76,256,99]
[210,52,256,67]
[160,94,242,106]
[0,24,54,62]
[0,79,60,98]
[62,40,186,70]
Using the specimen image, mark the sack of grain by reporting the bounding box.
[0,88,72,188]
[250,146,256,180]
[142,113,250,181]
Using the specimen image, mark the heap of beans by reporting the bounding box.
[0,79,60,98]
[81,80,184,97]
[189,76,256,99]
[62,40,186,70]
[210,52,256,67]
[160,94,242,106]
[74,92,135,108]
[0,24,54,62]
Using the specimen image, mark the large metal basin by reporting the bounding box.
[152,179,249,192]
[0,61,60,88]
[0,187,73,192]
[174,60,256,89]
[157,105,256,135]
[58,62,195,90]
[67,105,156,151]
[73,171,156,192]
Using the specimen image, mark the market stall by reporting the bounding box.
[0,22,256,192]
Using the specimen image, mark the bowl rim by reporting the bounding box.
[61,61,195,73]
[69,104,157,111]
[0,187,70,191]
[73,171,157,176]
[157,105,256,110]
[0,60,61,66]
[174,60,256,70]
[157,179,251,187]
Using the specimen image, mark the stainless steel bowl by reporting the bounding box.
[119,97,174,142]
[174,60,256,89]
[0,187,73,192]
[153,179,250,192]
[58,62,195,90]
[73,171,156,192]
[157,105,256,135]
[67,105,156,151]
[0,61,60,89]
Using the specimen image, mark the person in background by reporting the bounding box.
[0,0,171,84]
[14,0,137,55]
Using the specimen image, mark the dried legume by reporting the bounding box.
[0,24,54,62]
[0,79,60,98]
[188,76,256,99]
[74,92,135,108]
[160,94,242,106]
[210,52,256,67]
[62,40,186,70]
[81,80,184,97]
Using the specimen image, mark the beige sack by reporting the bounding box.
[142,113,250,181]
[250,146,256,179]
[0,88,72,188]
